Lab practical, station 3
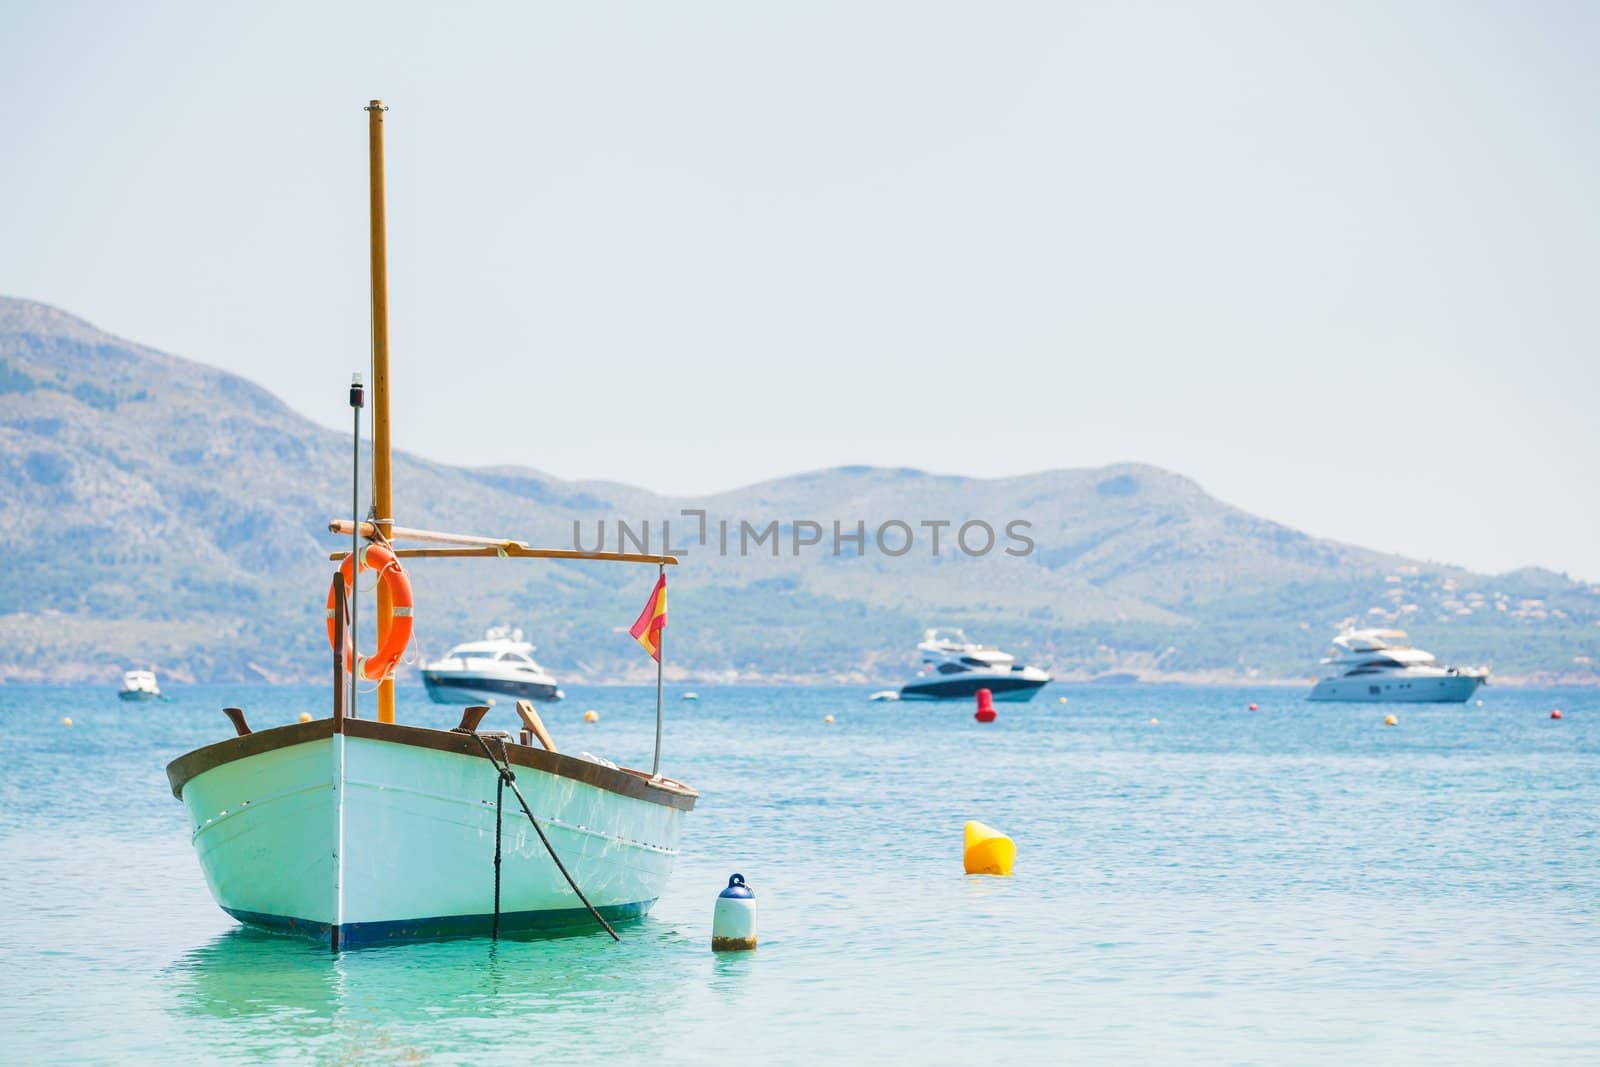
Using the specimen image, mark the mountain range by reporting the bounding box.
[2,295,1596,686]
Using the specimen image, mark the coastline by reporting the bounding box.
[4,671,1596,690]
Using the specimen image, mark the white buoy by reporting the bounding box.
[711,873,757,951]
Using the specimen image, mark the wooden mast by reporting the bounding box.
[366,99,396,724]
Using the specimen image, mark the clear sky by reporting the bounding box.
[3,2,1596,579]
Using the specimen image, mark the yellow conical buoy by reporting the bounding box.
[823,714,834,724]
[1384,714,1398,726]
[298,712,313,723]
[584,709,599,723]
[61,717,73,727]
[963,820,1016,876]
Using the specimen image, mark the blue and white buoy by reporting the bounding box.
[711,873,757,951]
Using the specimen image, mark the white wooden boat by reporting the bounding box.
[168,716,693,945]
[166,100,693,949]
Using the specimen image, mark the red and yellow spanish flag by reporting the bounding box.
[629,574,668,661]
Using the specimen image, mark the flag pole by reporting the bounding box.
[651,563,664,778]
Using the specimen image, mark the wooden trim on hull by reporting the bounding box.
[166,718,336,797]
[166,717,696,811]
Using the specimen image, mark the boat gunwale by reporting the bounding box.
[165,717,697,810]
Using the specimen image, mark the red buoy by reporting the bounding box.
[1551,709,1563,720]
[1248,703,1259,711]
[975,688,997,723]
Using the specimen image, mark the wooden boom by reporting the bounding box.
[329,544,678,565]
[328,519,530,550]
[326,519,674,563]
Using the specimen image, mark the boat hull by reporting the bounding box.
[900,674,1049,702]
[1307,674,1485,703]
[170,719,691,947]
[118,690,161,702]
[422,672,562,705]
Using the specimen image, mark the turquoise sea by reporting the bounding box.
[0,683,1595,1064]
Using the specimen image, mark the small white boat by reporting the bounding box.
[899,629,1051,702]
[421,627,563,705]
[867,690,900,702]
[1308,628,1487,703]
[681,692,699,702]
[118,669,162,702]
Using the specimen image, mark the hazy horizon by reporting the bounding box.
[3,3,1596,580]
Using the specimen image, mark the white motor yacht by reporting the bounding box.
[899,628,1051,702]
[118,669,162,702]
[1308,628,1487,702]
[421,627,564,705]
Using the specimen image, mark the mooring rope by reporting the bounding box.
[492,761,505,940]
[474,733,621,942]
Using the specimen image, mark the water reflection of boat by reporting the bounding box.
[166,923,685,1059]
[169,928,341,1024]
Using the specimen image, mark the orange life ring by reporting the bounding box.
[325,543,414,681]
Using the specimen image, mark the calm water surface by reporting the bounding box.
[0,683,1596,1064]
